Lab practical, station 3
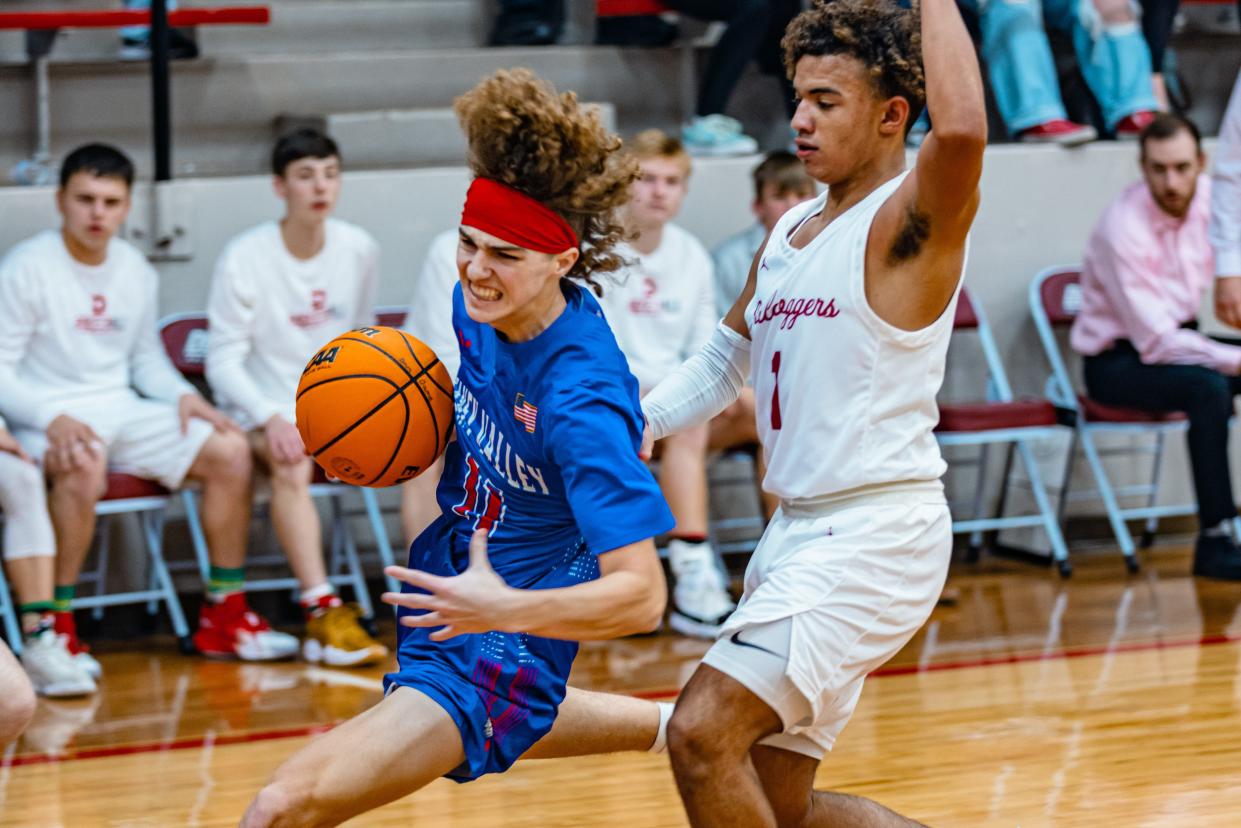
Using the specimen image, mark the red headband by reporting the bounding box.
[460,178,578,254]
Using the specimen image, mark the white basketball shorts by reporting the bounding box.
[17,393,214,490]
[701,481,951,759]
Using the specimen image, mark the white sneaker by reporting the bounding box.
[667,539,736,638]
[681,115,759,157]
[70,646,103,680]
[21,630,97,698]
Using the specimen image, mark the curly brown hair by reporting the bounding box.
[453,69,637,294]
[782,0,925,129]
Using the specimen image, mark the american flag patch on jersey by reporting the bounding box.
[513,394,539,433]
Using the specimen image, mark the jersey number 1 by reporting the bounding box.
[770,351,782,430]
[453,456,506,534]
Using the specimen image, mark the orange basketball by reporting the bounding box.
[295,326,454,487]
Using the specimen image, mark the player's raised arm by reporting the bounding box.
[906,0,987,244]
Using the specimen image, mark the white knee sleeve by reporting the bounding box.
[0,453,55,560]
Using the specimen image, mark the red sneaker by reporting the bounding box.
[1114,110,1157,140]
[1018,119,1097,146]
[52,611,102,679]
[193,593,299,661]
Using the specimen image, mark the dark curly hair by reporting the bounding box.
[454,69,637,294]
[782,0,925,130]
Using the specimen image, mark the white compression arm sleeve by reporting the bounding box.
[642,322,751,441]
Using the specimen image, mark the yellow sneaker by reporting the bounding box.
[303,604,388,667]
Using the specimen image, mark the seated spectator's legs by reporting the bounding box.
[1084,342,1241,575]
[664,0,769,119]
[248,432,326,591]
[1138,0,1179,109]
[185,430,253,574]
[0,640,36,746]
[0,450,95,696]
[246,427,387,667]
[658,423,736,637]
[1044,0,1159,131]
[968,0,1071,133]
[661,0,765,155]
[400,456,445,547]
[707,388,778,521]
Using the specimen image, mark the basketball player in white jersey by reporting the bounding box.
[641,0,986,824]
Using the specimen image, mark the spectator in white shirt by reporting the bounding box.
[1212,71,1241,330]
[0,144,279,670]
[708,151,815,522]
[596,130,734,639]
[206,130,386,667]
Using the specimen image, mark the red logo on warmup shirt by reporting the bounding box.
[627,275,683,317]
[74,293,122,333]
[290,289,339,328]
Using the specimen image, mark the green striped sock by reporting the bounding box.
[53,585,74,613]
[208,565,245,599]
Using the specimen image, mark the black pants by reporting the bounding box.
[1084,337,1241,527]
[662,0,801,118]
[1138,0,1180,73]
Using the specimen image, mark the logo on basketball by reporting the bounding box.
[295,326,454,487]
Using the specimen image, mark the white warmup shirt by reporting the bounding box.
[0,230,195,431]
[1211,70,1241,278]
[711,223,766,318]
[405,229,462,379]
[206,218,379,429]
[596,223,718,391]
[746,174,963,502]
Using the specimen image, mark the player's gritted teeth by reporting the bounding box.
[468,282,503,302]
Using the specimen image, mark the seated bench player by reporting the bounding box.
[0,143,296,664]
[206,128,387,666]
[0,414,95,696]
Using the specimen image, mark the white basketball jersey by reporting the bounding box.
[745,172,963,502]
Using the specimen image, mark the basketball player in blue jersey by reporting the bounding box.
[241,70,679,827]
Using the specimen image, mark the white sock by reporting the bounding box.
[299,582,336,606]
[649,701,674,754]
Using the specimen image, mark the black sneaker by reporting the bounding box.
[1192,533,1241,581]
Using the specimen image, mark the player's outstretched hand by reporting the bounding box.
[382,529,514,641]
[0,427,33,465]
[264,415,307,465]
[178,393,242,436]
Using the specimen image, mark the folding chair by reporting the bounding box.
[1030,265,1196,572]
[77,473,194,654]
[936,288,1072,574]
[157,314,376,619]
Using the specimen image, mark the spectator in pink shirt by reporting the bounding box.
[1071,113,1241,581]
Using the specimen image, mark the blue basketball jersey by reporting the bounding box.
[436,278,674,577]
[385,278,673,781]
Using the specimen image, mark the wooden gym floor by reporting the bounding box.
[3,542,1241,827]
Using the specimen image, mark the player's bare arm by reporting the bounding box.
[868,0,986,331]
[383,529,666,641]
